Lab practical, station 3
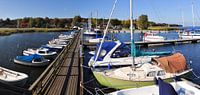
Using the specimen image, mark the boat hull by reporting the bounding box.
[14,59,49,67]
[0,67,28,86]
[92,69,192,90]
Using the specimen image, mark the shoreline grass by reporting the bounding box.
[0,28,72,36]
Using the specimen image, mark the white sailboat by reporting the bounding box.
[84,13,97,36]
[88,0,170,67]
[179,3,200,39]
[143,32,165,42]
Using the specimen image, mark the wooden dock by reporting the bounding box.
[0,32,83,95]
[83,38,200,47]
[28,32,82,95]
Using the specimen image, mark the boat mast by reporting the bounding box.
[181,9,185,27]
[88,12,92,32]
[192,2,195,27]
[93,0,118,65]
[96,11,98,28]
[130,0,136,65]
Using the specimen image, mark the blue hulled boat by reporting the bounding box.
[14,54,50,67]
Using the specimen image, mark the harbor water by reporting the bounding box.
[0,31,71,88]
[0,30,199,94]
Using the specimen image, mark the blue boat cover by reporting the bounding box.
[94,42,117,61]
[158,78,178,95]
[16,54,43,62]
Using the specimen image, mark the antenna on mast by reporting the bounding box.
[181,9,185,27]
[192,2,195,27]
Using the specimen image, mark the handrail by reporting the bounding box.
[28,31,80,94]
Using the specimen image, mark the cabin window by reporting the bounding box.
[38,51,45,54]
[111,45,130,58]
[147,71,156,77]
[157,71,165,76]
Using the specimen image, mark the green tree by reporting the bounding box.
[111,19,121,26]
[72,15,82,26]
[137,15,148,29]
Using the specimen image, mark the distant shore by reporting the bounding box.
[0,28,72,36]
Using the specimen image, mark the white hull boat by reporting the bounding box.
[143,33,165,42]
[84,30,97,36]
[88,41,170,67]
[46,44,63,49]
[179,27,200,39]
[14,54,50,67]
[23,48,57,58]
[0,66,28,86]
[59,34,73,40]
[108,79,200,95]
[88,38,103,43]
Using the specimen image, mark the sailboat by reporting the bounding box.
[88,0,171,68]
[179,3,200,39]
[84,13,97,36]
[143,32,165,42]
[88,40,171,67]
[92,53,192,89]
[91,0,192,90]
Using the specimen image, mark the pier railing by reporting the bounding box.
[28,32,79,95]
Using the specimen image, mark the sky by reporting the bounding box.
[0,0,200,26]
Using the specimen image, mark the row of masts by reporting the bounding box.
[181,2,196,27]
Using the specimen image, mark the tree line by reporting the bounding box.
[0,15,181,29]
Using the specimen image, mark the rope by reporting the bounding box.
[95,88,105,95]
[81,64,91,69]
[80,83,94,95]
[191,70,200,79]
[82,78,96,85]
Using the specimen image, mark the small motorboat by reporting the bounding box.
[23,48,57,58]
[179,27,200,39]
[48,40,68,45]
[88,35,104,43]
[88,41,171,67]
[0,66,28,86]
[14,54,50,67]
[53,38,69,42]
[143,32,165,42]
[48,43,67,47]
[45,44,64,50]
[58,34,73,40]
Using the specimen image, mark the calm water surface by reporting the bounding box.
[0,31,71,88]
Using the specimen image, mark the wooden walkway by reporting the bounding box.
[46,33,81,95]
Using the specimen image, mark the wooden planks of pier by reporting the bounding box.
[27,31,83,95]
[46,33,81,95]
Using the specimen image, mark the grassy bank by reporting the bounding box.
[0,28,72,35]
[148,26,180,31]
